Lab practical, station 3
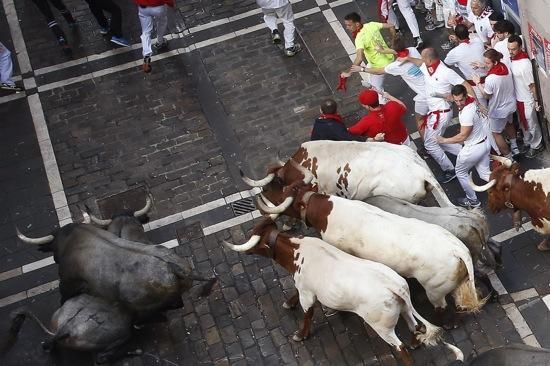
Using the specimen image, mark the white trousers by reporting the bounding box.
[387,7,400,30]
[424,110,462,171]
[397,0,420,37]
[139,5,168,57]
[519,100,543,149]
[367,72,386,104]
[262,3,295,49]
[456,139,491,200]
[0,42,14,86]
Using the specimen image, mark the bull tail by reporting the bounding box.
[452,251,488,313]
[1,309,54,354]
[394,288,442,347]
[424,176,454,208]
[188,274,217,298]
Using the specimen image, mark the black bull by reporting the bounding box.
[18,224,216,317]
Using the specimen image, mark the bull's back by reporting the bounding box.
[301,141,429,201]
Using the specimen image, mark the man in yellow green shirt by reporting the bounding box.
[342,12,395,104]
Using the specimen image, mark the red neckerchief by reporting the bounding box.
[487,62,509,76]
[511,51,529,61]
[457,0,467,5]
[319,113,343,123]
[396,49,409,58]
[352,24,363,39]
[336,75,348,91]
[427,60,441,76]
[457,96,475,111]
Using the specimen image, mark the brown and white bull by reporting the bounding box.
[223,218,463,366]
[258,183,486,318]
[469,156,550,252]
[241,141,454,206]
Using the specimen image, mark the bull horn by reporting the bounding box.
[133,195,153,217]
[257,195,280,220]
[222,235,261,252]
[88,214,112,227]
[256,194,294,214]
[490,155,513,168]
[288,159,314,184]
[16,228,54,245]
[81,210,91,224]
[276,151,286,167]
[469,173,496,192]
[240,169,275,187]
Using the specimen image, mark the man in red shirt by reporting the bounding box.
[348,89,410,146]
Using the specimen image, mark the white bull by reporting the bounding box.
[259,184,486,318]
[241,141,453,207]
[222,219,463,366]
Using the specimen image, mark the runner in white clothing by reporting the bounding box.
[472,48,519,159]
[395,0,423,47]
[508,35,544,158]
[437,84,490,208]
[379,0,400,41]
[492,20,515,68]
[464,0,493,46]
[399,48,478,183]
[256,0,301,56]
[444,24,487,105]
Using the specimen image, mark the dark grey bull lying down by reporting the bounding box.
[4,295,136,364]
[449,344,550,365]
[17,224,216,318]
[365,196,502,297]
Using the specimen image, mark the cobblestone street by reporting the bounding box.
[1,0,549,365]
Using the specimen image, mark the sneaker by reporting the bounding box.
[272,29,281,44]
[425,21,436,31]
[433,21,445,29]
[99,27,109,35]
[143,56,152,73]
[511,146,521,157]
[0,83,23,92]
[153,41,168,52]
[437,170,456,184]
[110,36,130,47]
[414,37,424,48]
[457,197,481,208]
[526,144,544,158]
[441,40,456,50]
[57,36,72,54]
[285,44,302,57]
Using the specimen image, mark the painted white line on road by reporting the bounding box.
[543,295,550,311]
[492,221,534,243]
[487,271,508,296]
[510,288,539,302]
[502,303,541,347]
[22,256,55,274]
[203,212,258,236]
[0,91,26,105]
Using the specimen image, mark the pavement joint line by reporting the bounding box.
[2,0,32,74]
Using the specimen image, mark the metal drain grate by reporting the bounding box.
[230,197,256,216]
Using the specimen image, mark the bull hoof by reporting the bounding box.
[282,302,292,309]
[292,332,305,342]
[282,224,292,231]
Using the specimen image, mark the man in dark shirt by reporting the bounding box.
[311,99,364,141]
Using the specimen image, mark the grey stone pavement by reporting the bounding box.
[0,0,549,365]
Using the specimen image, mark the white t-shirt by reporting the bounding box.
[385,48,427,102]
[420,62,465,111]
[444,38,487,80]
[256,0,289,8]
[459,102,489,146]
[510,57,535,102]
[484,70,516,118]
[468,10,493,43]
[494,38,512,68]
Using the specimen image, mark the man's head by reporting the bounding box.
[344,12,362,33]
[507,34,523,58]
[320,99,338,114]
[483,48,503,69]
[471,0,488,16]
[451,84,469,110]
[454,24,470,41]
[421,48,439,65]
[391,36,406,52]
[358,89,380,110]
[493,20,515,41]
[489,11,504,29]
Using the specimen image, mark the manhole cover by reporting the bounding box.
[230,197,256,216]
[176,221,203,244]
[96,186,149,219]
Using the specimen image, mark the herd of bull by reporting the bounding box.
[4,140,550,365]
